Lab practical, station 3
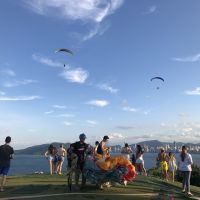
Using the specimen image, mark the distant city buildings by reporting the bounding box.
[111,141,200,154]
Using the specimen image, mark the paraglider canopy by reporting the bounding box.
[150,77,165,90]
[55,48,73,55]
[150,77,164,82]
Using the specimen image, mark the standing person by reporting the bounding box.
[57,144,66,175]
[96,136,110,158]
[135,150,147,176]
[156,148,164,168]
[94,141,99,155]
[0,136,14,192]
[70,133,88,189]
[168,152,177,182]
[45,144,56,175]
[178,146,193,197]
[160,149,168,181]
[121,143,133,160]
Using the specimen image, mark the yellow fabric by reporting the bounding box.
[160,161,168,171]
[96,156,132,171]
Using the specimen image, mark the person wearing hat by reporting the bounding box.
[96,136,111,158]
[70,133,88,189]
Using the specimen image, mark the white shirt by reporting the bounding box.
[178,153,193,172]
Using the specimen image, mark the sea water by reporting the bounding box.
[9,153,200,176]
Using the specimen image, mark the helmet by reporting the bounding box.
[103,135,109,140]
[79,133,86,140]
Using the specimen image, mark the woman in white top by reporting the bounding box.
[135,150,147,176]
[178,146,193,197]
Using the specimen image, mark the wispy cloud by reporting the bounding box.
[172,53,200,62]
[123,106,137,112]
[25,0,124,23]
[3,79,37,88]
[86,100,109,107]
[185,87,200,95]
[87,120,97,125]
[52,105,66,109]
[97,83,119,94]
[83,22,110,41]
[44,111,54,115]
[0,95,42,101]
[116,125,136,130]
[60,68,89,84]
[63,121,72,126]
[0,69,16,77]
[54,114,75,118]
[24,0,124,40]
[32,54,63,68]
[144,5,157,15]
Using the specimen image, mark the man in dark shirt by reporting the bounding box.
[70,133,88,189]
[0,136,14,192]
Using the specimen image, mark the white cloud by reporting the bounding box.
[108,133,126,142]
[97,83,119,94]
[0,69,16,77]
[172,53,200,62]
[52,105,66,109]
[32,54,63,68]
[83,22,110,41]
[185,87,200,95]
[44,111,54,115]
[60,68,89,84]
[123,106,137,112]
[54,114,75,118]
[144,5,157,15]
[25,0,124,23]
[0,95,42,101]
[3,79,37,88]
[86,100,109,107]
[24,0,124,40]
[87,120,97,125]
[63,121,72,126]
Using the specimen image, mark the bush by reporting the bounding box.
[147,167,161,177]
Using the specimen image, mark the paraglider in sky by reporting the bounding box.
[55,48,73,67]
[150,77,165,90]
[55,48,73,55]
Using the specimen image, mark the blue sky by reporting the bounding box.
[1,0,200,149]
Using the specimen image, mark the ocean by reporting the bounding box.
[9,153,200,176]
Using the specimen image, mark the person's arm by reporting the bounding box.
[188,154,193,165]
[45,151,49,158]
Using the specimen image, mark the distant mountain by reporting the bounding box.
[15,142,71,155]
[15,140,200,155]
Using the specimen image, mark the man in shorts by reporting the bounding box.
[0,136,14,192]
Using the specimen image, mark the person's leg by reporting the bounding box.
[186,171,191,193]
[75,168,80,186]
[49,160,53,175]
[59,161,63,174]
[182,171,186,192]
[0,175,6,191]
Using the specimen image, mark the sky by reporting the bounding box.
[1,0,200,149]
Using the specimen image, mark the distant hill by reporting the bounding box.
[15,142,71,155]
[15,140,200,155]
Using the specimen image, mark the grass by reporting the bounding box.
[0,174,200,200]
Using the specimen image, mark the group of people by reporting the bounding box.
[156,146,193,197]
[45,144,66,175]
[0,135,195,196]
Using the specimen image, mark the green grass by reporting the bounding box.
[0,175,200,200]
